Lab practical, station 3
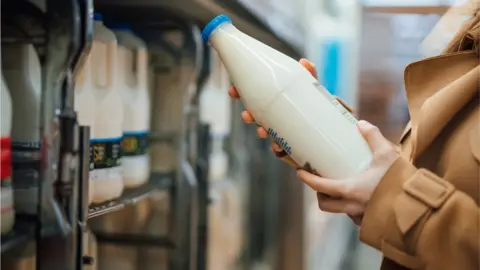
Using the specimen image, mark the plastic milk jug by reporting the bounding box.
[2,44,42,214]
[89,13,124,203]
[110,24,151,188]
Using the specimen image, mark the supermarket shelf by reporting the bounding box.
[88,173,173,219]
[1,216,36,254]
[95,232,176,248]
[94,0,302,58]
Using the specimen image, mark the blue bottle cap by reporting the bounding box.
[93,12,103,21]
[201,14,232,43]
[108,23,131,31]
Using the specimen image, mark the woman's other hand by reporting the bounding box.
[298,120,399,226]
[228,58,318,168]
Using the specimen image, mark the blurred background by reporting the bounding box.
[0,0,467,270]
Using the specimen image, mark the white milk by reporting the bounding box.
[111,24,150,188]
[2,44,42,214]
[199,50,231,181]
[202,15,373,179]
[88,13,124,203]
[1,74,14,234]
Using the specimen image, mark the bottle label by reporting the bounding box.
[122,131,149,157]
[90,137,123,170]
[313,82,358,124]
[1,137,12,179]
[331,99,358,124]
[267,128,292,156]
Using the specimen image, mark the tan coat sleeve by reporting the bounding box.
[360,157,480,269]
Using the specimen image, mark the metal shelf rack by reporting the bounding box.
[1,0,301,269]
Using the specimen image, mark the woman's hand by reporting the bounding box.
[298,120,399,226]
[228,58,318,168]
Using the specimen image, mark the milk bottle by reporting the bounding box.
[1,74,14,234]
[2,44,42,214]
[199,50,231,181]
[202,15,373,179]
[110,24,150,188]
[89,13,124,203]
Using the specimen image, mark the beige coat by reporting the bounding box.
[359,14,480,270]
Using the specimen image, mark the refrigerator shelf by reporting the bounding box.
[1,216,36,255]
[88,173,173,219]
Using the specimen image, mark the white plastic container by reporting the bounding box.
[199,50,231,181]
[88,13,124,203]
[2,44,42,214]
[202,15,373,179]
[110,24,150,188]
[1,74,14,235]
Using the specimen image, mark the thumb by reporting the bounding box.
[357,120,391,153]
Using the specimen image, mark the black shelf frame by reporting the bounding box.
[87,173,173,219]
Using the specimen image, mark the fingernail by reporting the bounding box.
[357,120,369,129]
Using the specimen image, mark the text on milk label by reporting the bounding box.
[122,131,149,157]
[267,128,292,156]
[90,137,122,170]
[313,81,358,125]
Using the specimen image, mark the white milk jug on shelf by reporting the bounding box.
[110,24,150,188]
[199,50,231,181]
[202,14,373,179]
[2,44,42,214]
[1,74,14,235]
[88,12,124,203]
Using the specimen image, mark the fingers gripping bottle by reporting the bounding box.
[202,15,373,179]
